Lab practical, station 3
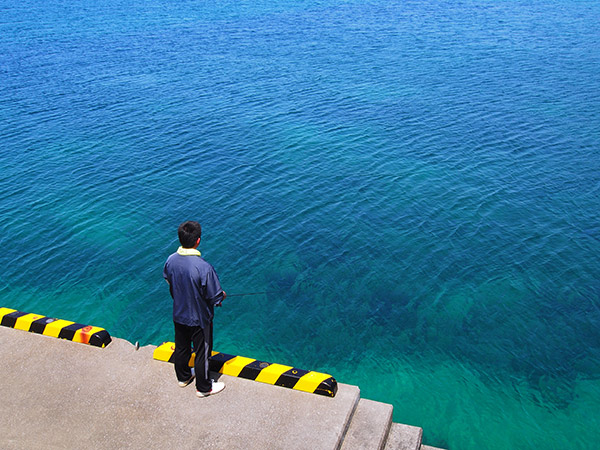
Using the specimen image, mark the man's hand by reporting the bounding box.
[216,291,226,307]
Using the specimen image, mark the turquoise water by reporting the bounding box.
[1,0,599,448]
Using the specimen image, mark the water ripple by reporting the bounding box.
[1,1,600,449]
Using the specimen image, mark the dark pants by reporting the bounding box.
[173,321,213,392]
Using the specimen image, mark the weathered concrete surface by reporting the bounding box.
[341,398,393,450]
[384,423,423,450]
[0,326,359,449]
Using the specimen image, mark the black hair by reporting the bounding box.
[178,221,202,248]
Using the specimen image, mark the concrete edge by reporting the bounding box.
[340,398,394,450]
[335,385,361,450]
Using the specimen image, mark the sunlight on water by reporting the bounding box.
[1,0,599,448]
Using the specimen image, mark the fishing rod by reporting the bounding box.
[226,291,273,297]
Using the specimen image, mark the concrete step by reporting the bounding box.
[341,398,393,450]
[0,324,445,450]
[383,422,423,450]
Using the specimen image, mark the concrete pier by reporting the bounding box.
[0,325,443,449]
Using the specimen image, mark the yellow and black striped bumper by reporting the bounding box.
[0,307,112,348]
[153,342,337,397]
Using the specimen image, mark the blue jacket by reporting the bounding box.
[163,248,224,328]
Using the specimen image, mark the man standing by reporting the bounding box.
[163,220,226,397]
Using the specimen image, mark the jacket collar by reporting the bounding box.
[177,246,201,257]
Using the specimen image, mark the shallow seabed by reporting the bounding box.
[1,0,599,448]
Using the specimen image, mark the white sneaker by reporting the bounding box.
[196,381,225,397]
[178,375,195,387]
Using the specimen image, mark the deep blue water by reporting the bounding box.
[1,0,600,448]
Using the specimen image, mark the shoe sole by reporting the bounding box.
[178,376,195,387]
[196,384,225,397]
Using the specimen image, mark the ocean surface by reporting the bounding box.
[1,0,599,448]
